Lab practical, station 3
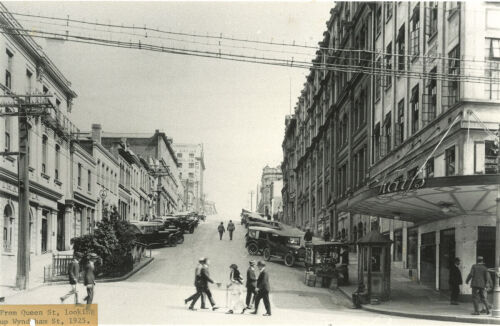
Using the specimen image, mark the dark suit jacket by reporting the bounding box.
[246,267,257,288]
[449,264,463,286]
[68,259,80,284]
[83,261,95,286]
[466,263,492,288]
[257,268,270,292]
[199,265,214,287]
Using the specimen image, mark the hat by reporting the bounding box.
[477,256,484,263]
[199,257,206,263]
[230,264,238,270]
[87,253,99,260]
[74,252,83,258]
[249,260,256,266]
[257,261,266,267]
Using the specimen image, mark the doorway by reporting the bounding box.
[439,228,455,290]
[57,204,65,251]
[420,231,436,288]
[41,211,48,253]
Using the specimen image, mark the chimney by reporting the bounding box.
[91,124,102,144]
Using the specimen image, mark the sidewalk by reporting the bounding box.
[338,277,500,325]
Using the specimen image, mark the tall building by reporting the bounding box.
[174,143,205,213]
[281,1,500,294]
[257,165,282,217]
[203,200,217,215]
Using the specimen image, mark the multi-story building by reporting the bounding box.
[270,179,283,221]
[0,4,78,287]
[204,200,217,215]
[257,165,282,217]
[174,143,205,213]
[281,1,500,294]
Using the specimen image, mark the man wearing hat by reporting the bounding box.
[251,261,271,316]
[60,252,82,304]
[83,253,99,304]
[245,260,258,309]
[466,256,492,315]
[184,258,207,309]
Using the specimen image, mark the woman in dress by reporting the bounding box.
[226,264,246,314]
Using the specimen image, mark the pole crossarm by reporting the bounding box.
[0,151,22,156]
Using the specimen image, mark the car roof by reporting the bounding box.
[130,221,163,226]
[248,225,304,237]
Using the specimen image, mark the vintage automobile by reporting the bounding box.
[128,221,178,247]
[163,215,197,234]
[150,218,185,245]
[245,226,306,267]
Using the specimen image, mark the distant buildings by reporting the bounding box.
[174,143,205,213]
[257,165,282,218]
[203,200,217,215]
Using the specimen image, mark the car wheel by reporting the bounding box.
[247,243,259,255]
[177,235,185,244]
[189,227,194,234]
[168,237,177,247]
[263,248,271,261]
[284,253,296,267]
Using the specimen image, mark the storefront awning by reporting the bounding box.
[344,175,499,223]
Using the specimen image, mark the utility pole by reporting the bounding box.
[493,124,500,318]
[256,184,259,212]
[0,93,52,290]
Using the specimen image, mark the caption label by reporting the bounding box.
[0,304,97,326]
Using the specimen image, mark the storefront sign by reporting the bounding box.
[379,178,426,195]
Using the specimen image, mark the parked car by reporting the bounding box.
[163,216,196,234]
[150,218,185,245]
[128,221,177,247]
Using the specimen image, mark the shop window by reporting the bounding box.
[485,140,499,174]
[393,229,403,261]
[445,146,456,176]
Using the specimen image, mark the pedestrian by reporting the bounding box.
[338,246,349,285]
[83,253,98,305]
[184,258,207,310]
[304,228,313,242]
[449,257,463,305]
[251,261,271,316]
[198,258,220,311]
[466,256,492,315]
[218,222,225,240]
[245,260,257,310]
[227,220,235,240]
[226,264,245,314]
[60,252,82,304]
[323,228,331,242]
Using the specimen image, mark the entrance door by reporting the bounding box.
[41,212,48,253]
[439,228,455,290]
[477,226,496,268]
[57,204,65,251]
[420,232,436,288]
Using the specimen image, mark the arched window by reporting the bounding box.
[3,204,13,252]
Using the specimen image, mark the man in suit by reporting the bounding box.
[184,258,207,310]
[449,257,463,305]
[218,222,225,240]
[227,220,235,240]
[245,260,258,309]
[466,256,492,315]
[60,252,82,304]
[83,253,99,304]
[197,258,220,311]
[251,261,271,316]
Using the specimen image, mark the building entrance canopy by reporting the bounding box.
[345,175,499,223]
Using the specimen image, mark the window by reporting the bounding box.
[373,123,381,161]
[55,144,60,180]
[4,107,11,152]
[411,85,419,134]
[485,140,498,174]
[42,135,48,174]
[5,49,12,90]
[188,172,194,179]
[3,205,13,252]
[78,163,82,187]
[88,170,92,192]
[423,68,437,126]
[189,153,194,158]
[445,146,456,176]
[485,38,500,99]
[179,163,182,168]
[427,2,438,39]
[375,4,382,37]
[375,57,381,101]
[26,69,33,94]
[384,112,392,154]
[425,158,434,177]
[410,5,420,58]
[445,46,460,108]
[397,24,405,71]
[395,100,404,146]
[385,2,393,22]
[385,42,392,89]
[177,153,182,158]
[189,163,194,168]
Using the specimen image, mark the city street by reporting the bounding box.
[6,217,462,326]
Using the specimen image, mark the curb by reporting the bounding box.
[337,286,500,325]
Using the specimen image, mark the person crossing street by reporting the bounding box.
[227,220,235,240]
[184,258,207,309]
[244,260,257,310]
[218,222,225,240]
[251,261,271,316]
[60,252,82,304]
[189,258,220,311]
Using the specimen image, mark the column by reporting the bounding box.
[35,207,42,255]
[64,204,73,250]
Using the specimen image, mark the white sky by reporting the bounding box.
[6,1,333,217]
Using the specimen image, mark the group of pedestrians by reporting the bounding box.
[60,252,99,305]
[185,258,272,316]
[218,220,235,240]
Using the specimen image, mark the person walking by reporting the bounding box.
[218,222,225,240]
[60,252,82,304]
[304,228,313,242]
[196,258,220,311]
[226,264,245,314]
[184,258,207,309]
[245,260,257,310]
[466,256,492,315]
[449,257,463,305]
[83,253,98,305]
[227,220,235,240]
[251,261,271,316]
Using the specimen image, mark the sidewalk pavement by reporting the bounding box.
[338,277,500,325]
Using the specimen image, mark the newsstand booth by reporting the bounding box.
[304,240,345,288]
[357,231,392,302]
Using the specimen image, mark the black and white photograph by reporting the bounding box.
[0,1,500,325]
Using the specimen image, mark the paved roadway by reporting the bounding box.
[6,215,463,326]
